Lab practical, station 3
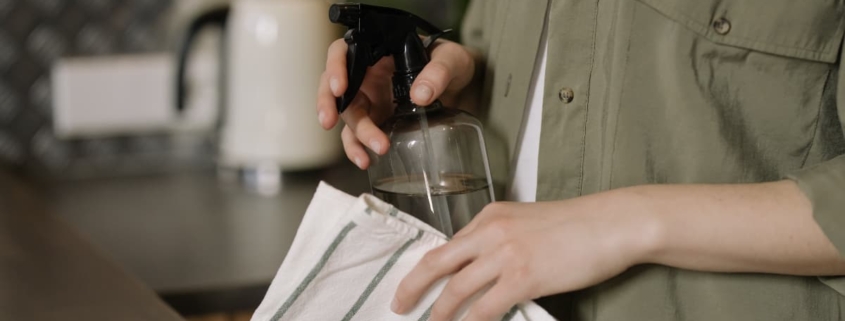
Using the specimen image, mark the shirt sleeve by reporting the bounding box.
[786,39,845,295]
[788,155,845,257]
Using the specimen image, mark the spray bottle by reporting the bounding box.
[329,3,495,237]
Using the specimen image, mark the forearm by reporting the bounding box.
[622,181,845,276]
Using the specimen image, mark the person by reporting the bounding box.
[316,1,845,320]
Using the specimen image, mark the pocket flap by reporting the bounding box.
[639,0,845,63]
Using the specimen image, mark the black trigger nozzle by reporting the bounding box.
[329,4,360,28]
[329,3,447,109]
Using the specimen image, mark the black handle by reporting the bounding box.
[175,7,230,113]
[337,30,378,114]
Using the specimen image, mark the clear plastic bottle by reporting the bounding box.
[330,3,495,236]
[368,101,494,236]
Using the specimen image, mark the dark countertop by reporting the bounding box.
[41,162,370,314]
[0,170,183,321]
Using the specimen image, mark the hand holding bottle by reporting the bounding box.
[316,38,477,169]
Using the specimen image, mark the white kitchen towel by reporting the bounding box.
[251,182,557,321]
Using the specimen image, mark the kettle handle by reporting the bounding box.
[175,7,230,113]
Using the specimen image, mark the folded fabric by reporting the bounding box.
[252,182,556,321]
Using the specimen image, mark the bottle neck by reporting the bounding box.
[391,32,436,115]
[392,71,442,115]
[391,70,417,107]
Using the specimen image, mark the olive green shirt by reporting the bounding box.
[461,0,845,320]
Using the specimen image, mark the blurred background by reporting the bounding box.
[0,0,468,320]
[0,0,468,179]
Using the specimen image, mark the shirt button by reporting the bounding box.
[712,18,731,35]
[558,87,574,103]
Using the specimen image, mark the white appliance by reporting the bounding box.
[177,0,342,172]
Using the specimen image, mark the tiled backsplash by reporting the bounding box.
[0,0,220,179]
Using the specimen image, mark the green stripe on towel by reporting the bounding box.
[501,306,519,321]
[341,230,425,321]
[270,222,357,321]
[415,303,517,321]
[417,304,433,321]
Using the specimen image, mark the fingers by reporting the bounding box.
[324,40,393,166]
[411,61,451,106]
[317,72,340,129]
[393,238,479,315]
[429,257,500,321]
[358,57,396,110]
[463,279,529,321]
[317,39,350,129]
[341,126,368,169]
[411,41,475,106]
[326,39,349,96]
[340,92,390,156]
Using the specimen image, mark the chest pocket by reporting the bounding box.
[638,0,845,63]
[612,0,845,188]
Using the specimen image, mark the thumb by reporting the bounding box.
[411,60,456,106]
[410,41,475,106]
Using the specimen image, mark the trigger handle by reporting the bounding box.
[337,40,370,114]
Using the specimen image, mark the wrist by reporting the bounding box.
[611,185,667,266]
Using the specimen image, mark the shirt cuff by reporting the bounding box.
[820,277,845,296]
[786,155,845,257]
[787,155,845,295]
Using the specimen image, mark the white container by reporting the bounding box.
[179,0,342,171]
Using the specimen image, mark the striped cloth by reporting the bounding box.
[251,182,556,321]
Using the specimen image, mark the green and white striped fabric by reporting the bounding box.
[252,182,556,321]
